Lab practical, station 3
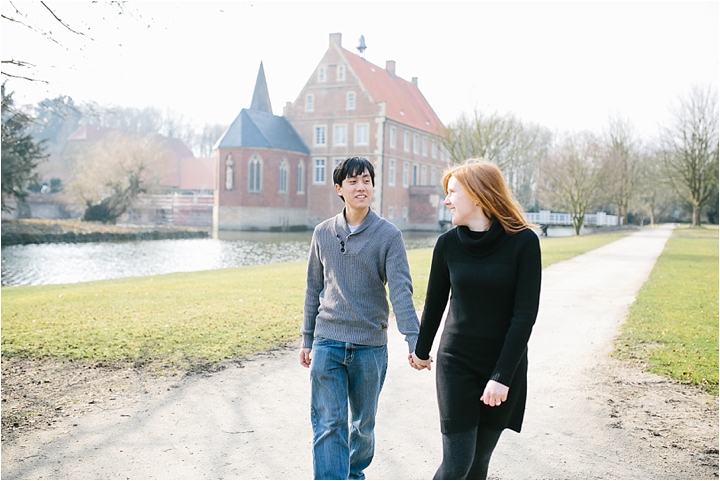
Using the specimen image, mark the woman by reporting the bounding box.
[410,159,542,480]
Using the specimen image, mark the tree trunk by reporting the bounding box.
[573,216,584,236]
[692,204,701,227]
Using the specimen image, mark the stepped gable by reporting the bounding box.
[340,46,445,136]
[216,108,310,154]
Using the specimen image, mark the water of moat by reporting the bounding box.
[1,230,442,287]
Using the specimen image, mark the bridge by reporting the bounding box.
[438,208,620,232]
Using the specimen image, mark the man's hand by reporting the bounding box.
[480,379,509,407]
[299,348,312,368]
[408,352,433,370]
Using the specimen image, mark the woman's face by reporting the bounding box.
[444,175,490,230]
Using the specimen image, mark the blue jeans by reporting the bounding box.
[309,337,388,480]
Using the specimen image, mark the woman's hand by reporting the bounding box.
[480,380,509,407]
[408,352,433,371]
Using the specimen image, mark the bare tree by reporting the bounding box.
[635,147,676,225]
[443,109,551,209]
[69,131,164,223]
[538,131,604,235]
[601,115,641,224]
[659,85,719,227]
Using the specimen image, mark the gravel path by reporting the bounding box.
[2,224,717,479]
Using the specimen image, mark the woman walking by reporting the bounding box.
[410,158,542,479]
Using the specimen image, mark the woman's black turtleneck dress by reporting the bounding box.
[415,219,542,434]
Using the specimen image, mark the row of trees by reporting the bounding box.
[25,95,227,158]
[443,85,719,232]
[2,80,717,229]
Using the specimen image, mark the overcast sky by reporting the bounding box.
[1,0,718,141]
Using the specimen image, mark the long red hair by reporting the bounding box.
[442,159,534,234]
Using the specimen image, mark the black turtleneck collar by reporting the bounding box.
[454,218,509,257]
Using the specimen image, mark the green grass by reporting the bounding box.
[615,225,719,395]
[2,262,307,371]
[1,229,629,371]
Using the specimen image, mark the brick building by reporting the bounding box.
[214,32,449,233]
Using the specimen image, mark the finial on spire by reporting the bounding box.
[357,35,366,58]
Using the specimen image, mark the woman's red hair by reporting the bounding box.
[442,158,534,234]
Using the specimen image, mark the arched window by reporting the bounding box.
[297,160,305,194]
[248,155,262,193]
[279,159,289,193]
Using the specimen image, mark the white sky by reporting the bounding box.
[1,0,718,142]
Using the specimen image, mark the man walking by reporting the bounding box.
[299,156,420,480]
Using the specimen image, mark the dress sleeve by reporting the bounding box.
[415,235,451,360]
[490,230,542,386]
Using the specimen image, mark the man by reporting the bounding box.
[299,156,420,480]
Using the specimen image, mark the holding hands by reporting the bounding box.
[408,352,433,370]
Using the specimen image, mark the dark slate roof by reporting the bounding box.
[250,62,273,113]
[215,109,310,154]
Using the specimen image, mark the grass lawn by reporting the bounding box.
[3,229,632,372]
[615,224,718,395]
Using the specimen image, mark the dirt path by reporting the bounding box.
[2,225,717,479]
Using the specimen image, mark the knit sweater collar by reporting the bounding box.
[335,207,378,236]
[454,218,509,257]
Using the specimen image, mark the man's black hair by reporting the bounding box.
[333,156,375,187]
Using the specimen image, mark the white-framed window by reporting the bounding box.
[403,131,410,152]
[318,67,326,82]
[431,141,438,159]
[388,159,396,186]
[412,164,419,186]
[346,91,356,110]
[389,126,396,149]
[403,162,409,187]
[388,206,394,219]
[279,159,289,193]
[314,158,326,184]
[306,94,314,112]
[333,158,343,178]
[337,64,346,81]
[297,160,305,194]
[314,126,327,146]
[334,125,347,146]
[422,136,428,156]
[413,134,419,154]
[355,124,369,146]
[431,167,437,186]
[402,206,408,221]
[421,165,427,185]
[248,155,262,193]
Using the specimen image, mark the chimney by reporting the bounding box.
[386,60,396,76]
[329,32,342,47]
[412,77,418,88]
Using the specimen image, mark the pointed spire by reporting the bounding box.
[250,61,273,114]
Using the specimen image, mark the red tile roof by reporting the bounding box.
[342,49,446,137]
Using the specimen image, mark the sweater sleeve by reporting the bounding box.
[415,235,451,360]
[301,229,324,349]
[490,230,542,386]
[386,233,420,353]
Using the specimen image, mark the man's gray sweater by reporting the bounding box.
[302,208,419,353]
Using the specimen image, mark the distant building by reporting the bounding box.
[214,32,449,233]
[64,126,215,227]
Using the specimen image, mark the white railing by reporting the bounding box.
[524,210,619,226]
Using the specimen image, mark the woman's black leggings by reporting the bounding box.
[433,424,504,480]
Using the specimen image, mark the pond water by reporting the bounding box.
[1,231,441,287]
